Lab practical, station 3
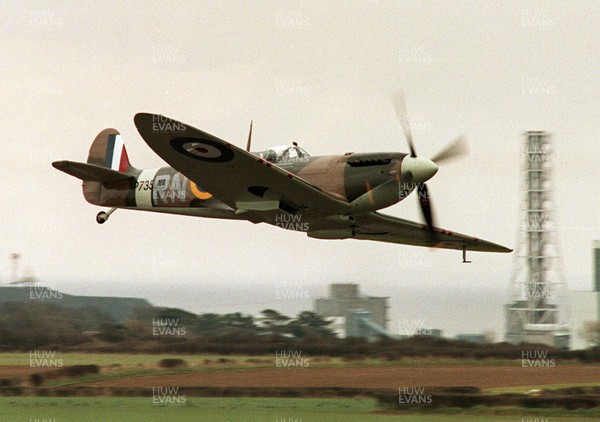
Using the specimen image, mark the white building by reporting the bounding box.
[569,241,600,350]
[569,291,600,349]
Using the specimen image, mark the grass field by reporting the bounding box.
[2,353,599,420]
[2,352,600,391]
[4,352,597,373]
[0,352,259,367]
[0,352,525,367]
[1,397,598,422]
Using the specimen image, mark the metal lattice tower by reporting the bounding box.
[505,131,569,348]
[10,253,20,284]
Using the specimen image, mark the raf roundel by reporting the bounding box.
[170,138,234,163]
[190,181,212,200]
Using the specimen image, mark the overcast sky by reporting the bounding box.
[0,1,598,336]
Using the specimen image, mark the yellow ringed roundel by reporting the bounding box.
[190,181,212,200]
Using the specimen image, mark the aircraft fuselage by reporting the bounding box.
[82,151,411,218]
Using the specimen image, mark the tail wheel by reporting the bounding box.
[96,212,108,224]
[96,207,117,224]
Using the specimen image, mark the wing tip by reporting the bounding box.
[484,244,513,253]
[134,112,186,134]
[52,160,68,169]
[133,112,154,126]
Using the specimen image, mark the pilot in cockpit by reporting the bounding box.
[262,142,310,163]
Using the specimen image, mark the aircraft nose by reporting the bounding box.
[401,155,439,183]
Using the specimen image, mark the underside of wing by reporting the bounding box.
[134,113,350,219]
[309,211,512,253]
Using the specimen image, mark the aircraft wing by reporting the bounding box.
[134,113,350,217]
[311,211,512,253]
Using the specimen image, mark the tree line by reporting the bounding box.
[0,301,598,361]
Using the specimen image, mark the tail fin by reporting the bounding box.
[87,128,135,174]
[53,128,139,207]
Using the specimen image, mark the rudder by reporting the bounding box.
[87,128,135,174]
[80,128,137,206]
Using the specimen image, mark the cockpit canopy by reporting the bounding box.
[262,144,310,163]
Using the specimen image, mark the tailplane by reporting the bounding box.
[52,129,139,206]
[52,128,138,181]
[52,160,133,182]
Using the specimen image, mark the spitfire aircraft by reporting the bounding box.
[53,93,511,261]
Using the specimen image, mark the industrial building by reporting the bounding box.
[0,286,152,323]
[314,284,389,339]
[569,240,600,350]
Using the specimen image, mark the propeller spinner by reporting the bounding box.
[391,90,469,241]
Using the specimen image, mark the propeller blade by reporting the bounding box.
[245,119,253,152]
[431,134,469,164]
[391,90,417,157]
[417,183,436,237]
[391,89,441,245]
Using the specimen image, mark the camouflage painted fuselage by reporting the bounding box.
[83,151,409,222]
